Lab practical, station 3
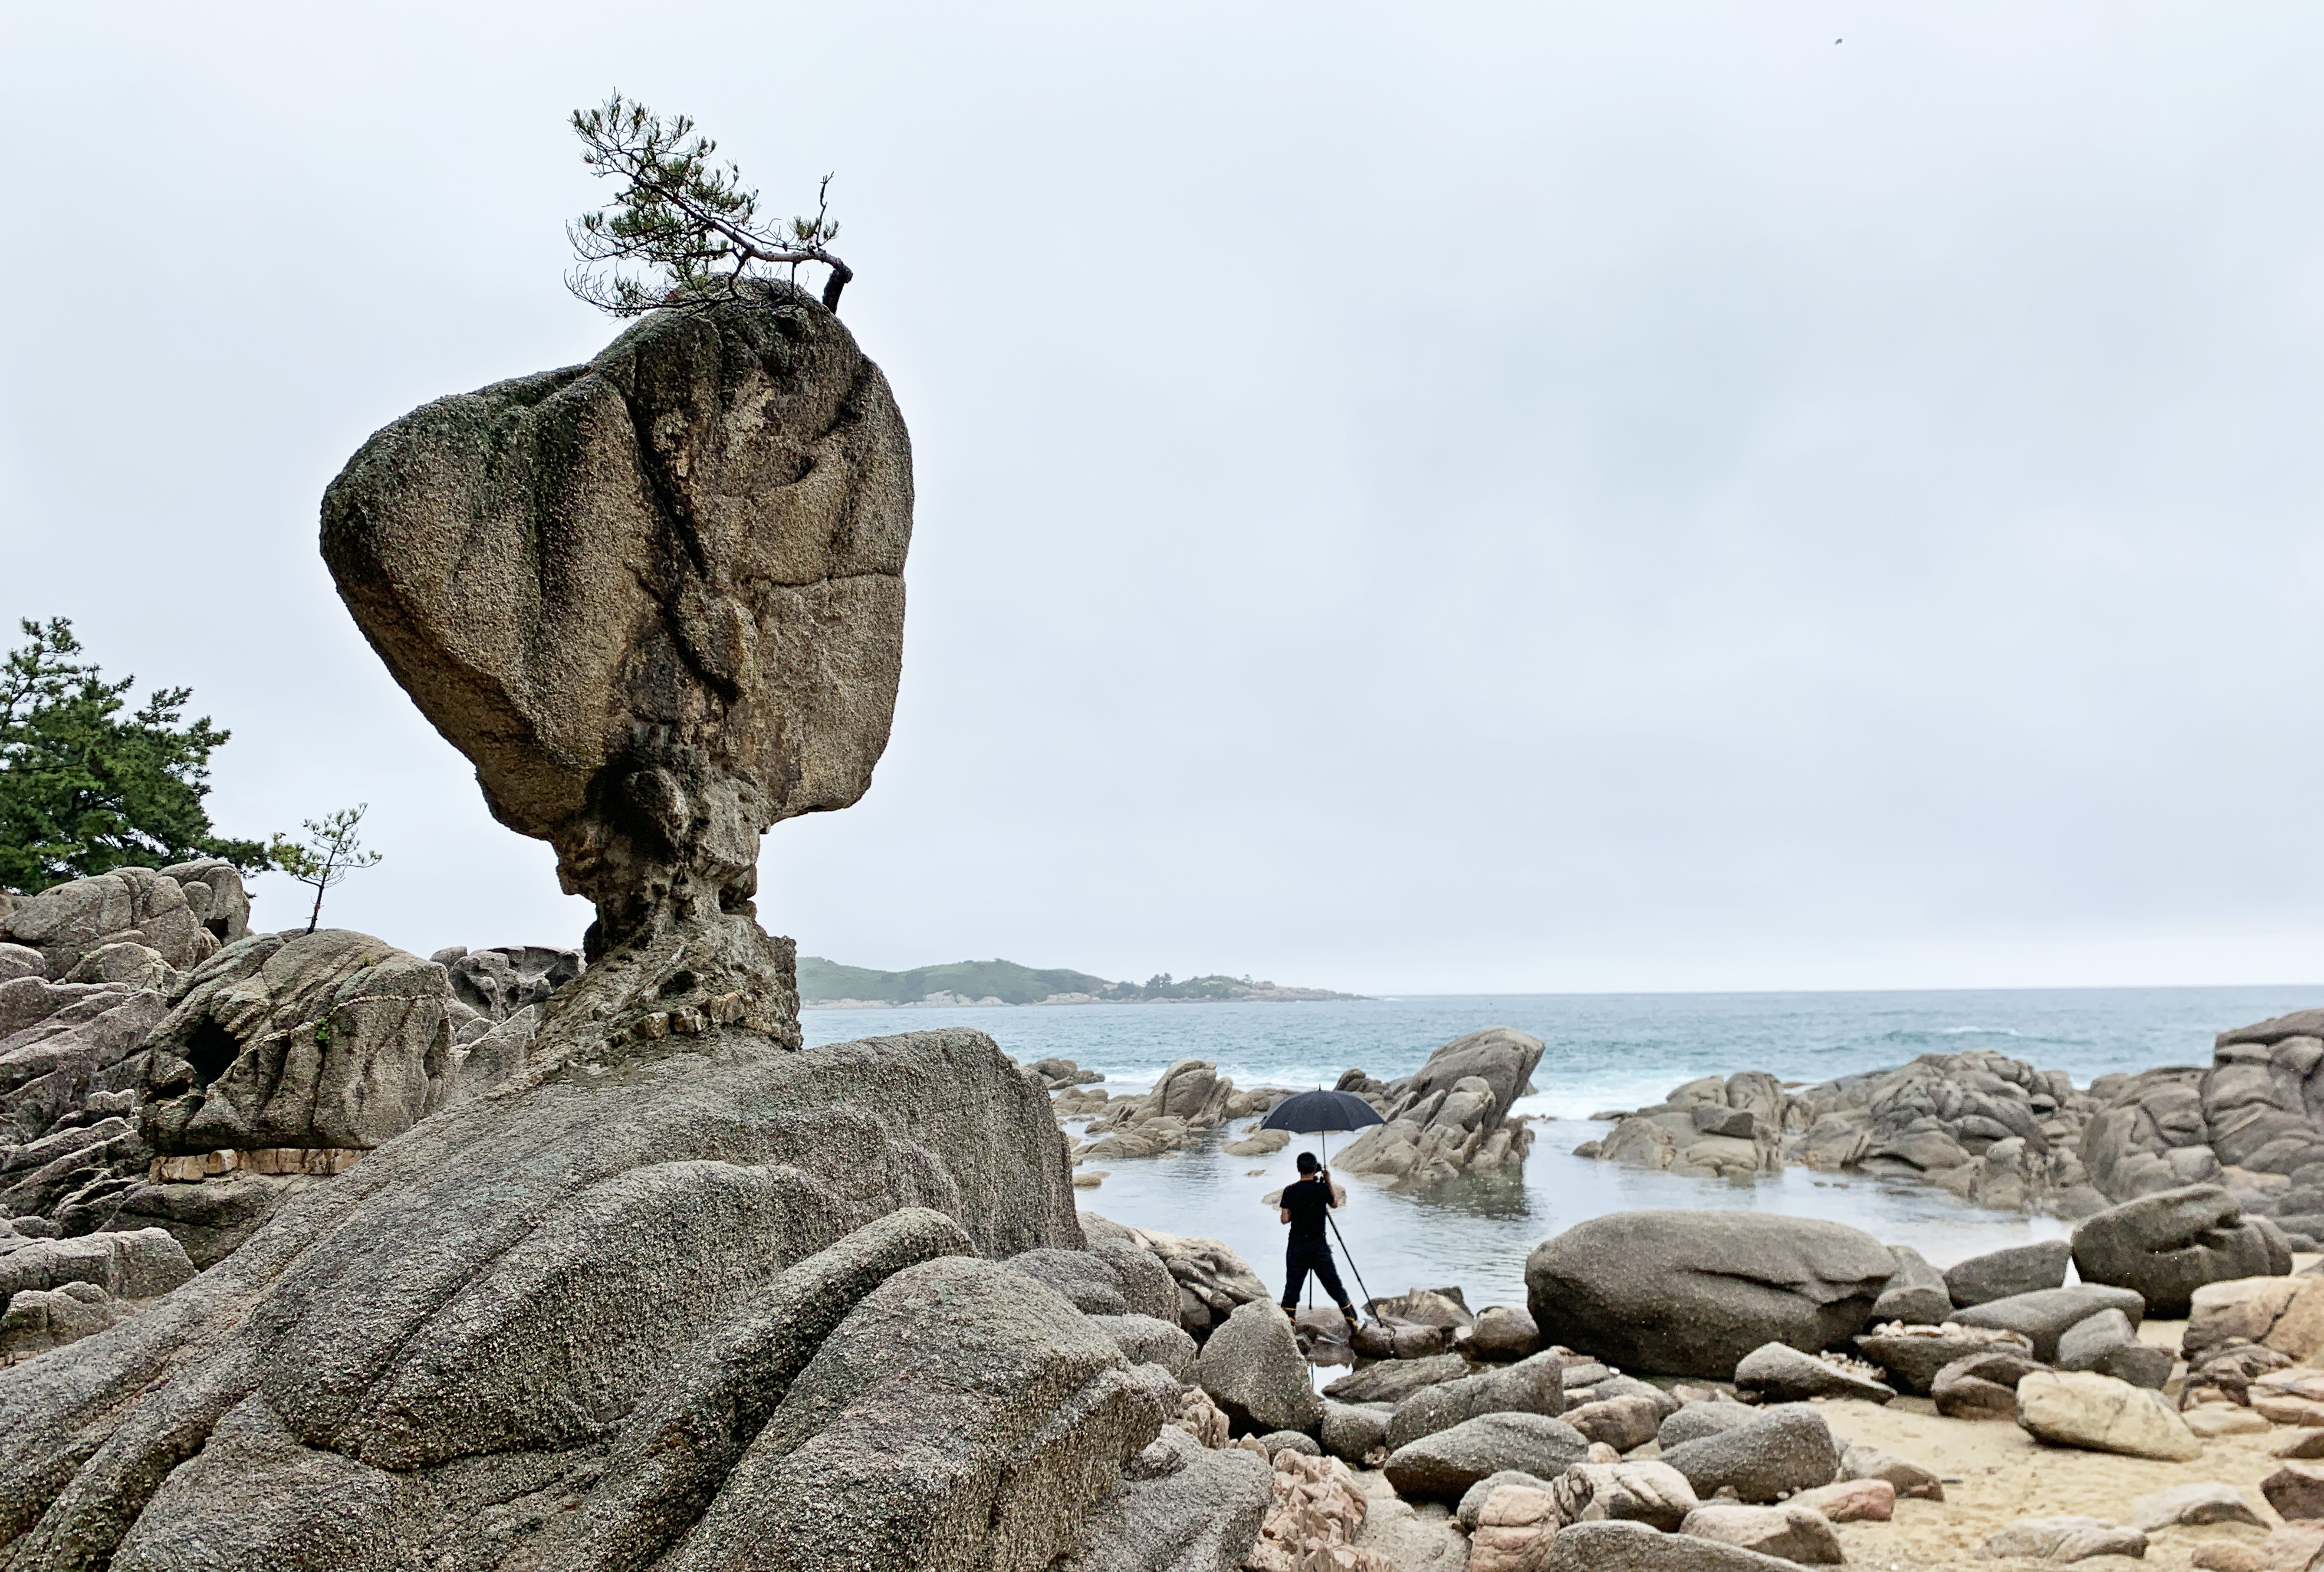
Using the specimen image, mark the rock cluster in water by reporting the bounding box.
[1580,1009,2324,1248]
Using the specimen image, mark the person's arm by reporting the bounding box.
[1325,1169,1345,1207]
[1278,1207,1291,1223]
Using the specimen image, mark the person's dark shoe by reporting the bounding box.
[1339,1304,1360,1325]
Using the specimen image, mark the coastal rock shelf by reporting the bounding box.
[1579,1013,2324,1238]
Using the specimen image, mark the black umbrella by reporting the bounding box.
[1260,1089,1384,1160]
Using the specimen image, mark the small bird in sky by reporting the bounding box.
[1835,38,1843,44]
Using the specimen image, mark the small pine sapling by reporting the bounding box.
[269,805,384,935]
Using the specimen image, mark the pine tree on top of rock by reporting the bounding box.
[566,92,854,316]
[0,616,268,893]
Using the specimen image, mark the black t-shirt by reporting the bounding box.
[1281,1176,1333,1240]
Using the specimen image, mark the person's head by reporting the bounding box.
[1297,1152,1320,1176]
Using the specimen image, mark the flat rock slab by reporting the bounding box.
[1858,1325,2035,1396]
[1732,1340,1894,1403]
[1542,1520,1806,1570]
[1324,1352,1471,1406]
[2129,1481,2266,1532]
[1978,1515,2149,1563]
[2017,1369,2204,1461]
[1680,1504,1843,1565]
[1658,1407,1841,1504]
[1943,1239,2072,1308]
[1382,1412,1592,1501]
[1954,1285,2148,1361]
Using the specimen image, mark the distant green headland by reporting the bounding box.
[796,956,1363,1007]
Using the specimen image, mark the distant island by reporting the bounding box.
[797,956,1365,1007]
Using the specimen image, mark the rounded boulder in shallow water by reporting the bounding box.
[2072,1184,2291,1318]
[1941,1239,2072,1308]
[1526,1209,1898,1376]
[1189,1301,1324,1435]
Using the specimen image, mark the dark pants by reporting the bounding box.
[1281,1234,1352,1311]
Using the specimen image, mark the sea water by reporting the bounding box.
[801,985,2319,1311]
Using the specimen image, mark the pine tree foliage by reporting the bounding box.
[566,93,853,316]
[0,618,268,894]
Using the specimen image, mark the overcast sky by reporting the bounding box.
[5,3,2322,993]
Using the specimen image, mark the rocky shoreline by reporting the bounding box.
[1579,1021,2324,1249]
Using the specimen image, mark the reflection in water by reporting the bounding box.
[1076,1114,2069,1313]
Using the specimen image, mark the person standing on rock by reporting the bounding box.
[1278,1151,1359,1324]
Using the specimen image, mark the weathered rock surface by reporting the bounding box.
[1384,1352,1566,1450]
[1066,1425,1273,1572]
[2129,1481,2266,1532]
[1382,1412,1591,1501]
[1857,1322,2036,1396]
[1732,1341,1894,1403]
[1082,1213,1269,1341]
[1791,1478,1896,1522]
[323,283,912,974]
[2072,1184,2290,1317]
[0,862,263,1228]
[1324,1352,1470,1406]
[1954,1284,2148,1361]
[1657,1407,1841,1504]
[1839,1442,1945,1501]
[1461,1481,1559,1572]
[1465,1304,1542,1360]
[0,1016,1109,1570]
[1871,1245,1952,1325]
[1320,1400,1395,1466]
[1089,1314,1198,1378]
[1547,1460,1700,1531]
[1330,1028,1541,1186]
[1944,1239,2072,1307]
[1978,1515,2149,1562]
[1585,1049,2098,1215]
[2017,1368,2204,1460]
[1541,1520,1804,1571]
[1527,1209,1898,1375]
[1189,1301,1324,1436]
[1933,1348,2048,1419]
[1680,1503,1844,1565]
[2185,1275,2324,1364]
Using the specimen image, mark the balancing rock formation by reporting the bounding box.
[0,288,1225,1572]
[322,276,913,1027]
